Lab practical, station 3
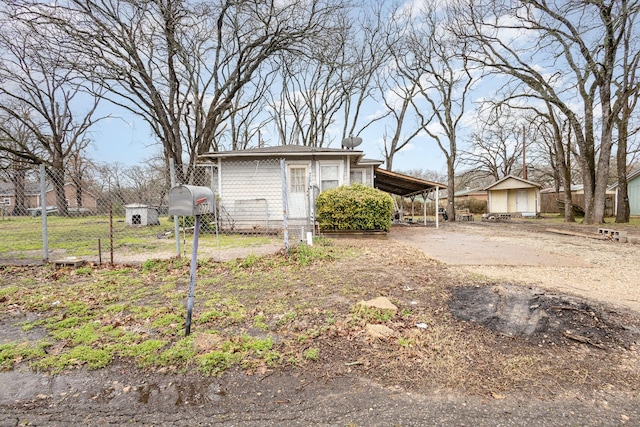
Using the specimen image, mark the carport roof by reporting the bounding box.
[374,168,447,197]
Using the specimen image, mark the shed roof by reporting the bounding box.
[608,168,640,190]
[483,175,541,191]
[374,168,446,197]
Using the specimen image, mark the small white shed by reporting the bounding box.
[484,175,541,217]
[125,204,160,226]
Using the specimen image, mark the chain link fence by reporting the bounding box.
[0,159,315,266]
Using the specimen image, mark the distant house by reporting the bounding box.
[0,181,98,215]
[609,169,640,216]
[483,175,541,217]
[197,145,445,232]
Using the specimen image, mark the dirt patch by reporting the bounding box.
[450,283,639,349]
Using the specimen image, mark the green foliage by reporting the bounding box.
[350,304,395,325]
[32,344,112,372]
[303,347,320,361]
[315,184,394,231]
[198,335,276,376]
[157,336,196,366]
[455,198,487,214]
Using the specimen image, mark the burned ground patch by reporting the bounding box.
[449,283,640,350]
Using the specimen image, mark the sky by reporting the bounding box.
[82,0,460,177]
[86,96,454,176]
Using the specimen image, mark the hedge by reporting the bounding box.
[315,184,394,231]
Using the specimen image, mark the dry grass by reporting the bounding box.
[1,233,639,398]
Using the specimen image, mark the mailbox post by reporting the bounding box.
[168,184,215,336]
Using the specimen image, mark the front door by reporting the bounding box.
[287,165,308,219]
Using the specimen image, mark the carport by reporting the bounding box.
[374,168,447,227]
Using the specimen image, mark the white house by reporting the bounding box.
[197,146,383,233]
[609,168,640,217]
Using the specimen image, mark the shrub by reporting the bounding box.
[315,184,394,231]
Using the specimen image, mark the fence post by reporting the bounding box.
[40,164,48,262]
[170,159,181,256]
[280,159,289,251]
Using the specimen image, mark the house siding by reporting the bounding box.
[630,175,640,216]
[216,160,283,232]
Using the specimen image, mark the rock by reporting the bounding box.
[366,324,395,339]
[194,333,222,351]
[359,296,397,312]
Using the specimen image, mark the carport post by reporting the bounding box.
[435,188,440,229]
[423,191,428,226]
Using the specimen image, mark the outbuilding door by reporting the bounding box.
[516,189,529,212]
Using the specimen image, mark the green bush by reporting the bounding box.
[315,184,393,231]
[455,198,487,214]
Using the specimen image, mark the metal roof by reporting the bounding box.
[198,145,365,162]
[374,168,447,197]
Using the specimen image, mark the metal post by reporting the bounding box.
[109,196,114,265]
[423,191,427,226]
[170,159,181,256]
[185,214,201,336]
[280,159,289,251]
[40,164,48,262]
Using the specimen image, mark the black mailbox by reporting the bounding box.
[168,184,214,216]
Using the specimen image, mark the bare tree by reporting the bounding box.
[613,8,640,223]
[18,0,345,184]
[0,115,33,215]
[460,105,524,181]
[401,3,475,220]
[268,0,393,148]
[0,10,103,216]
[456,0,640,224]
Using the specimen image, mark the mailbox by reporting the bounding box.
[168,184,214,216]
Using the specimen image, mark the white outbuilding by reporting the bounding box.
[125,204,160,226]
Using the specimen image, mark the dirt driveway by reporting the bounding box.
[392,221,640,313]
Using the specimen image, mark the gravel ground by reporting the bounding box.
[392,221,640,313]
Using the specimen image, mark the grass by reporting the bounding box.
[0,240,340,376]
[0,230,638,396]
[0,215,279,261]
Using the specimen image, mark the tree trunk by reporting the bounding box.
[615,103,631,223]
[11,167,28,216]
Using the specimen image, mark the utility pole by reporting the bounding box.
[522,125,528,180]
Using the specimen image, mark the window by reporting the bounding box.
[1,198,10,206]
[320,165,339,191]
[289,166,306,193]
[350,169,365,185]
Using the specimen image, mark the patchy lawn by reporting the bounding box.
[1,232,639,400]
